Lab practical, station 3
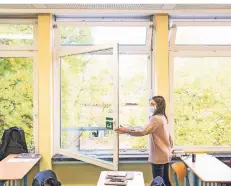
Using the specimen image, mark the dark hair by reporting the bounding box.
[152,96,168,122]
[44,177,61,186]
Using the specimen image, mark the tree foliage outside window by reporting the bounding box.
[0,57,33,150]
[174,57,231,146]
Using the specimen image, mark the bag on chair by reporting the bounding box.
[0,127,28,161]
[150,176,165,186]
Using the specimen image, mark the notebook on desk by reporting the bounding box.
[15,153,40,159]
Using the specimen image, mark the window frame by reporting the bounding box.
[53,19,154,161]
[169,50,231,153]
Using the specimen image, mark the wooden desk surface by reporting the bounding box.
[0,154,41,180]
[181,154,231,183]
[97,171,144,186]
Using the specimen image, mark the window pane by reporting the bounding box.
[61,51,115,159]
[175,26,231,45]
[119,55,149,150]
[0,24,33,46]
[60,26,146,45]
[174,57,231,146]
[0,57,34,151]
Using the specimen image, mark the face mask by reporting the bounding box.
[148,106,156,116]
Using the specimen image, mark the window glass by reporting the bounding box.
[175,26,231,45]
[0,57,34,151]
[173,57,231,146]
[0,24,33,46]
[60,26,147,45]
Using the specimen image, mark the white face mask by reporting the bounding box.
[148,106,156,116]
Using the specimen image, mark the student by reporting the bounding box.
[115,96,173,186]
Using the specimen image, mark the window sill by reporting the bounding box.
[52,153,231,165]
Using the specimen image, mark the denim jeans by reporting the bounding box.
[0,181,5,186]
[151,163,171,186]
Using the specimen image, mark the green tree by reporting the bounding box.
[0,57,33,149]
[174,57,231,146]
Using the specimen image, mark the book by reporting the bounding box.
[15,153,40,159]
[104,178,127,185]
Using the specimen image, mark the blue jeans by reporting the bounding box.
[151,163,171,186]
[0,181,5,186]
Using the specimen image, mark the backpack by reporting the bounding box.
[32,170,61,186]
[0,127,28,161]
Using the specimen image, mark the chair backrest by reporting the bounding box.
[171,162,187,182]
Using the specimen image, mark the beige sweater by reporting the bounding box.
[148,115,172,164]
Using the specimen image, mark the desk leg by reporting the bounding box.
[23,175,28,186]
[193,173,198,186]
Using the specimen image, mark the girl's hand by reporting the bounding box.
[114,125,128,134]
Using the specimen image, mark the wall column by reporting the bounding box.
[153,14,170,117]
[38,14,53,170]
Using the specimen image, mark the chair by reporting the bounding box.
[171,162,190,186]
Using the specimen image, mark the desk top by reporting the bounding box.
[97,171,144,186]
[0,154,42,180]
[181,154,231,183]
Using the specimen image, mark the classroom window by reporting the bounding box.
[173,57,231,146]
[55,21,153,159]
[0,21,37,152]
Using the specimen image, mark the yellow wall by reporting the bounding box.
[53,163,153,186]
[38,14,53,170]
[32,13,175,186]
[153,14,170,117]
[26,164,177,186]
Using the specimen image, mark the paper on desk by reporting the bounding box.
[8,158,35,163]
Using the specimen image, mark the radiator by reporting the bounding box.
[186,168,220,186]
[4,180,21,186]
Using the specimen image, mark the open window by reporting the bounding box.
[57,44,119,170]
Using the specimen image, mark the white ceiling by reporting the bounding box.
[1,4,231,18]
[0,4,231,10]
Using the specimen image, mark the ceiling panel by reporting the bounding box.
[174,4,231,9]
[0,4,230,10]
[0,4,34,9]
[45,4,164,9]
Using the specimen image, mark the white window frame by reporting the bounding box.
[53,19,154,162]
[55,44,119,170]
[0,19,37,51]
[169,50,231,153]
[0,50,38,152]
